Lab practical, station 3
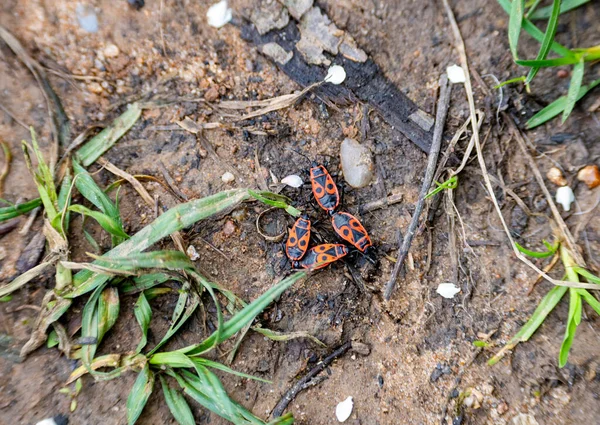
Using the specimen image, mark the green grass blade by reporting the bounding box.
[180,271,306,356]
[559,288,581,367]
[489,285,568,365]
[497,0,573,57]
[126,363,154,425]
[134,292,152,353]
[525,0,562,83]
[192,358,272,383]
[249,190,301,217]
[159,375,196,425]
[573,267,600,284]
[66,189,251,298]
[579,290,600,315]
[80,283,106,372]
[0,198,42,222]
[562,57,585,123]
[514,240,558,258]
[97,287,120,345]
[530,0,590,19]
[76,103,141,167]
[268,414,295,425]
[69,204,129,240]
[516,56,581,67]
[72,160,120,219]
[509,0,525,58]
[121,273,179,295]
[526,78,600,128]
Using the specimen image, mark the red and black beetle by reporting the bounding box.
[293,243,349,270]
[330,211,373,253]
[310,163,340,214]
[285,215,311,262]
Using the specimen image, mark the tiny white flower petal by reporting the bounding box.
[186,245,200,261]
[556,186,575,211]
[281,174,303,188]
[447,64,466,84]
[325,65,346,85]
[436,283,461,299]
[335,396,353,422]
[207,0,232,28]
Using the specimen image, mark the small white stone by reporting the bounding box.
[36,419,58,425]
[281,174,304,188]
[436,283,461,299]
[186,245,200,261]
[335,396,353,422]
[103,44,120,58]
[447,64,466,83]
[340,138,374,188]
[555,186,575,211]
[325,65,346,85]
[207,0,232,28]
[221,171,235,183]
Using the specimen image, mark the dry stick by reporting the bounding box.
[383,75,452,300]
[439,0,596,291]
[271,342,352,418]
[359,192,404,214]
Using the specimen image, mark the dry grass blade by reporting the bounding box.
[220,82,323,121]
[60,261,137,276]
[0,260,55,298]
[0,139,12,196]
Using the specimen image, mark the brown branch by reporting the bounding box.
[383,75,452,300]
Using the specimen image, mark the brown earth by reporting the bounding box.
[1,0,599,425]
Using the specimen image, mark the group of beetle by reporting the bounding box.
[285,160,375,270]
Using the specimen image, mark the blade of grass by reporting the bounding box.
[509,0,525,58]
[559,288,581,367]
[579,290,600,315]
[179,271,306,356]
[73,160,121,219]
[516,56,582,67]
[76,103,141,167]
[97,287,120,346]
[0,261,54,298]
[530,0,590,19]
[69,204,129,240]
[497,0,574,57]
[66,189,251,298]
[525,0,562,83]
[0,197,41,221]
[134,292,152,353]
[573,267,600,284]
[126,363,154,425]
[121,273,180,294]
[562,57,585,123]
[192,357,272,383]
[159,375,196,425]
[514,240,558,258]
[525,78,600,128]
[488,284,568,365]
[253,327,326,347]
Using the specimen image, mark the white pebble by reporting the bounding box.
[325,65,346,85]
[555,186,575,211]
[75,4,98,33]
[221,171,235,183]
[186,245,200,261]
[103,44,120,58]
[340,138,374,188]
[207,0,232,28]
[335,396,353,422]
[436,283,461,299]
[281,174,304,188]
[447,64,466,84]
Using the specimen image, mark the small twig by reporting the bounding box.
[359,192,403,214]
[159,161,188,201]
[384,75,452,300]
[19,206,40,235]
[271,342,352,417]
[0,102,30,130]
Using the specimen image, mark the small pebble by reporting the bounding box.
[281,174,304,188]
[497,401,508,415]
[436,283,460,299]
[577,165,600,189]
[325,65,346,85]
[221,171,235,183]
[557,69,569,78]
[546,167,567,186]
[223,220,236,236]
[186,245,200,261]
[351,342,370,356]
[127,0,145,10]
[447,64,466,83]
[103,44,120,58]
[76,4,98,33]
[204,87,220,102]
[511,413,539,425]
[340,138,374,188]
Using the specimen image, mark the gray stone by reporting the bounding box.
[260,42,293,65]
[280,0,313,20]
[340,138,374,189]
[250,1,290,35]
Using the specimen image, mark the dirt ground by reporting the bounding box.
[1,0,599,424]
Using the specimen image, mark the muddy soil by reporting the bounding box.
[1,1,599,424]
